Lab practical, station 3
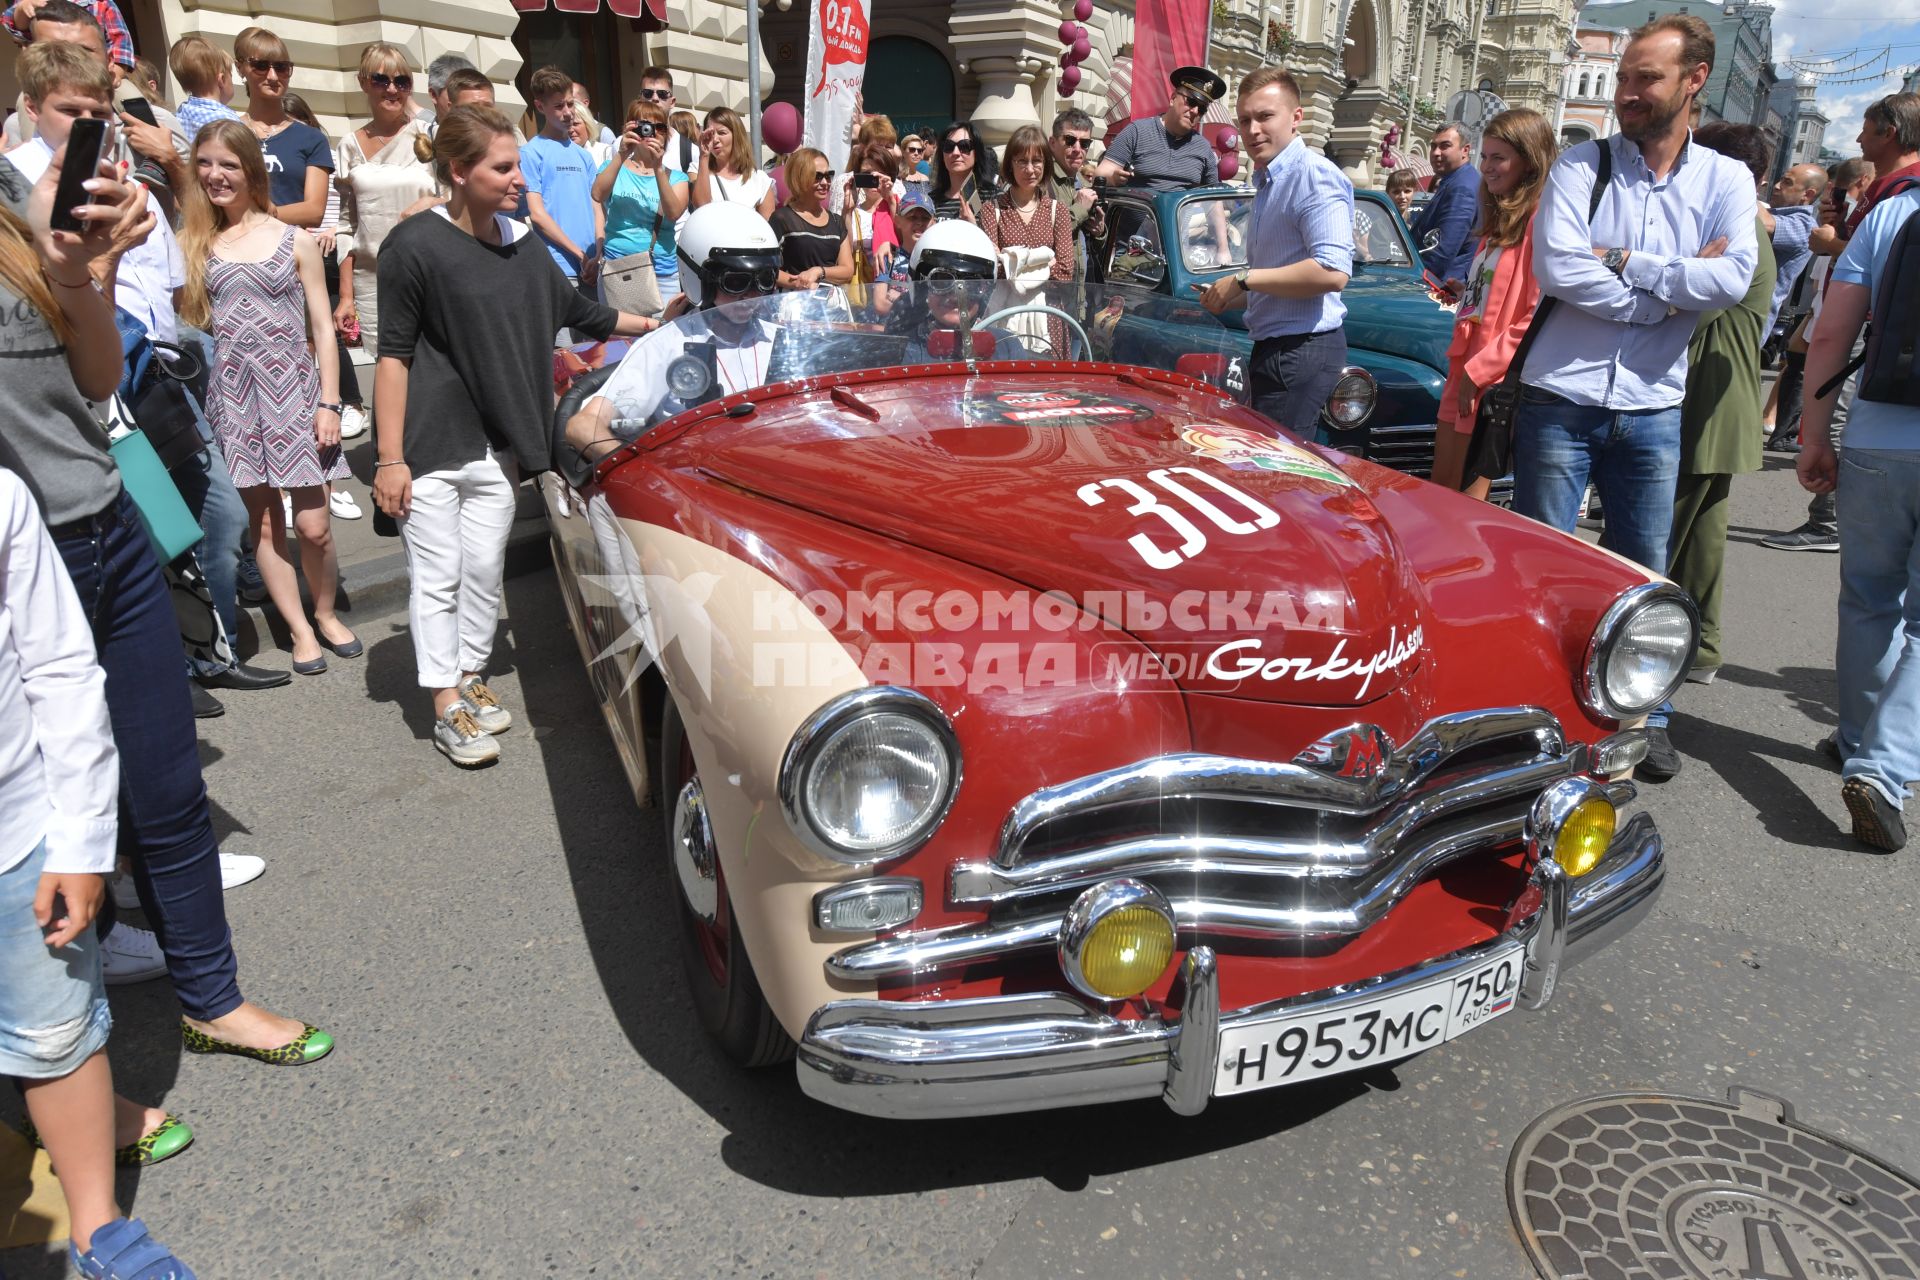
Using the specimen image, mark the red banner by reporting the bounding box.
[1130,0,1210,121]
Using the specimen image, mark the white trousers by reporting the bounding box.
[398,449,519,688]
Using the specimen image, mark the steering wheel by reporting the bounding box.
[974,304,1093,361]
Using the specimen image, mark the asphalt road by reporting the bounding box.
[5,451,1918,1279]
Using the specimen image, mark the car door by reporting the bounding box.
[1094,198,1171,292]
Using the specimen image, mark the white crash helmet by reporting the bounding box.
[909,218,999,282]
[676,202,782,308]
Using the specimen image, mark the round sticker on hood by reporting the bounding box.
[1180,424,1358,487]
[966,390,1156,426]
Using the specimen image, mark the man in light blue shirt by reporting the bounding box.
[1514,14,1756,584]
[1765,162,1826,331]
[1796,186,1920,852]
[519,64,600,290]
[1196,66,1353,441]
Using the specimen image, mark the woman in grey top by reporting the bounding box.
[0,148,334,1135]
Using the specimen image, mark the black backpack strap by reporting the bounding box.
[1499,139,1613,396]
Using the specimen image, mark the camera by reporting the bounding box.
[853,172,880,189]
[631,120,657,138]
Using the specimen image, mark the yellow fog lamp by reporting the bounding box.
[1058,879,1178,1002]
[1528,779,1616,879]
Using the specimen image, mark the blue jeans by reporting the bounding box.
[0,839,112,1079]
[172,435,246,663]
[1250,328,1347,445]
[1835,449,1920,807]
[53,490,244,1022]
[1512,389,1682,575]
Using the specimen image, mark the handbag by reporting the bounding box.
[116,308,209,473]
[601,178,668,317]
[104,410,204,564]
[1463,140,1613,484]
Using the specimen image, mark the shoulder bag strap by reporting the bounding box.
[1495,138,1613,397]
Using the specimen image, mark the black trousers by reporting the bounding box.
[1250,327,1348,443]
[322,246,364,409]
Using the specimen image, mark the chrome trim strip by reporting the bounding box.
[995,706,1564,865]
[826,914,1060,980]
[952,751,1579,905]
[795,815,1663,1119]
[1519,858,1567,1009]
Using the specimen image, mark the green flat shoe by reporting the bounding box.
[181,1020,334,1065]
[22,1112,194,1167]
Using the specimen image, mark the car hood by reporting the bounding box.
[1338,270,1455,373]
[675,371,1432,707]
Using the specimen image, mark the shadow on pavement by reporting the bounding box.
[502,569,1373,1196]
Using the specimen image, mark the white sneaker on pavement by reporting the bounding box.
[338,404,370,439]
[457,675,512,734]
[281,491,293,523]
[111,853,268,910]
[102,923,168,985]
[434,701,501,767]
[329,489,363,520]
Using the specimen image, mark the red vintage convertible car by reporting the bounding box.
[543,285,1692,1118]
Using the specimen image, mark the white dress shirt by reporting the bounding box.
[9,137,184,342]
[0,470,119,876]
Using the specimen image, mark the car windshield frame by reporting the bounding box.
[1171,189,1416,273]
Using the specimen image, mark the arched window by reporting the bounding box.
[1578,72,1591,97]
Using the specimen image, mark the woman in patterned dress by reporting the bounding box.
[980,126,1076,356]
[180,120,359,673]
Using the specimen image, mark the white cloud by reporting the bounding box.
[1764,0,1918,158]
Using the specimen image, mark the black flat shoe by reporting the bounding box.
[317,632,363,659]
[191,684,225,718]
[291,654,328,676]
[197,662,292,691]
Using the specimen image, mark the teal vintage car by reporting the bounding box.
[1087,183,1459,479]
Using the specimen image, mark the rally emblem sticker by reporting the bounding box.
[966,390,1156,426]
[1180,424,1357,487]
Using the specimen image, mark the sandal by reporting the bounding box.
[71,1217,196,1279]
[181,1020,334,1065]
[21,1112,193,1167]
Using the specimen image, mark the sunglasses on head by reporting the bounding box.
[368,72,412,92]
[940,138,974,154]
[639,87,672,101]
[715,265,779,294]
[1059,133,1091,148]
[247,58,293,76]
[812,169,834,184]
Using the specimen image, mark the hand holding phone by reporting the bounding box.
[119,96,157,127]
[50,117,110,233]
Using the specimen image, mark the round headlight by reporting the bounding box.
[1059,879,1178,1002]
[1322,367,1377,428]
[1581,584,1699,719]
[780,689,960,864]
[1553,797,1617,877]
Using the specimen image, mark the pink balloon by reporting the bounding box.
[1059,65,1082,94]
[1071,36,1091,62]
[1214,126,1239,153]
[1217,152,1239,181]
[762,101,803,155]
[1074,0,1092,19]
[1059,19,1078,42]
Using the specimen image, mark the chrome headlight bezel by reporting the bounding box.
[1579,582,1700,720]
[1321,365,1377,429]
[778,687,962,866]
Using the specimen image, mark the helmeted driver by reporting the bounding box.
[890,220,1033,360]
[566,203,787,460]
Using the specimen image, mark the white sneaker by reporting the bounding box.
[281,492,293,523]
[328,489,363,520]
[111,872,140,912]
[434,702,501,767]
[457,676,512,734]
[338,404,370,439]
[220,852,266,890]
[102,923,167,985]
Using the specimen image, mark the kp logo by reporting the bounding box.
[1293,724,1395,782]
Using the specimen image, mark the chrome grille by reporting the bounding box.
[829,707,1585,982]
[1365,423,1437,478]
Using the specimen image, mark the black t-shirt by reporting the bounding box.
[261,121,333,209]
[770,206,846,275]
[377,210,618,475]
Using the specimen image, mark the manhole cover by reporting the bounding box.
[1508,1087,1920,1279]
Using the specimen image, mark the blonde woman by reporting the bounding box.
[689,106,776,218]
[181,120,359,672]
[333,41,437,354]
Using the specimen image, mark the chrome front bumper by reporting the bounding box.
[795,811,1662,1119]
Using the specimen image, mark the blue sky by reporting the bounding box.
[1767,0,1920,155]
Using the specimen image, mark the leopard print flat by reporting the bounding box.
[181,1020,334,1065]
[22,1112,194,1167]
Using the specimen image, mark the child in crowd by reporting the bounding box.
[1386,168,1418,222]
[520,63,602,293]
[167,34,241,138]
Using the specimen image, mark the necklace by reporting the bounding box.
[215,214,265,246]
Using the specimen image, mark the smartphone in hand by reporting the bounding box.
[119,96,158,127]
[50,117,110,232]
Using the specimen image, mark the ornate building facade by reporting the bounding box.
[1558,18,1626,147]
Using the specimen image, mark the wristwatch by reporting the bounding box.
[1233,270,1251,294]
[316,401,343,415]
[1602,247,1628,276]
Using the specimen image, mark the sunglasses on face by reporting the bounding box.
[247,59,293,77]
[940,138,974,155]
[639,87,672,101]
[368,72,412,92]
[812,169,834,184]
[1059,134,1091,149]
[1178,91,1208,110]
[715,266,780,294]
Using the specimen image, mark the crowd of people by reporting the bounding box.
[1,3,1918,1272]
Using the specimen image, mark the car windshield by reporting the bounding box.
[1353,194,1414,267]
[1174,193,1413,271]
[580,283,1235,435]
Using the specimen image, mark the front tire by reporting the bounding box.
[661,699,793,1067]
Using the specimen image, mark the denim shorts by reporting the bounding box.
[0,839,112,1079]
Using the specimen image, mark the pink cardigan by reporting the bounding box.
[1437,215,1542,435]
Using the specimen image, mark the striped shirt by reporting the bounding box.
[770,206,846,275]
[1245,137,1354,339]
[1105,118,1218,194]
